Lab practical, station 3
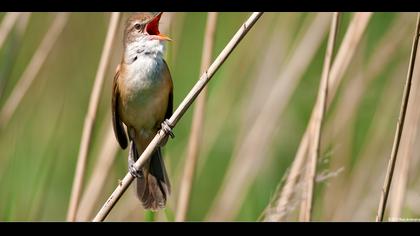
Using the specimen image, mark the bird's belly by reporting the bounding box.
[119,60,170,138]
[122,87,168,131]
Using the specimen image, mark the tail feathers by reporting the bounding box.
[136,148,170,211]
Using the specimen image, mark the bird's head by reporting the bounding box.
[124,12,171,45]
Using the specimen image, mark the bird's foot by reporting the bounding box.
[129,164,143,178]
[159,119,174,146]
[128,159,143,178]
[128,141,142,178]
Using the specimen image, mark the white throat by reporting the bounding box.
[122,37,166,94]
[124,37,165,65]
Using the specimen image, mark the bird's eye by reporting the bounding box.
[134,23,141,30]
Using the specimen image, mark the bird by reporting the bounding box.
[112,12,173,211]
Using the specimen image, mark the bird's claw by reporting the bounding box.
[161,119,175,138]
[159,119,174,146]
[128,140,142,178]
[129,164,143,178]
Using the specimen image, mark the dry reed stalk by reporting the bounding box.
[194,13,281,179]
[262,133,310,221]
[327,13,372,98]
[409,119,420,175]
[389,61,420,219]
[0,13,68,127]
[0,13,31,98]
[67,12,121,222]
[321,14,411,219]
[376,13,420,222]
[404,189,420,215]
[207,13,331,221]
[167,13,184,64]
[342,64,407,220]
[92,12,263,222]
[263,12,372,222]
[175,12,218,222]
[326,14,410,143]
[331,61,408,220]
[299,12,340,222]
[204,14,297,222]
[0,12,20,50]
[76,125,119,221]
[16,13,30,34]
[388,17,420,220]
[107,192,144,221]
[326,28,409,219]
[240,13,298,125]
[319,57,365,219]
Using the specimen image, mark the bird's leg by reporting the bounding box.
[159,119,175,146]
[128,140,143,178]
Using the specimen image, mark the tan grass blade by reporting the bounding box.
[76,125,119,221]
[207,13,331,221]
[0,12,20,50]
[263,12,372,221]
[341,63,407,220]
[0,13,69,127]
[320,13,412,220]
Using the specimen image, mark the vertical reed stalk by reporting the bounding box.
[66,12,121,222]
[76,125,119,221]
[263,12,372,221]
[389,72,420,219]
[376,13,420,222]
[321,14,411,220]
[299,12,340,222]
[207,13,331,221]
[175,12,218,222]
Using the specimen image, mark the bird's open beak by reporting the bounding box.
[145,12,172,41]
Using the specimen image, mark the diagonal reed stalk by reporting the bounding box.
[92,12,263,222]
[376,13,420,222]
[299,12,340,222]
[263,12,372,221]
[16,13,31,35]
[0,13,31,99]
[66,12,121,222]
[0,13,68,127]
[175,12,218,222]
[0,12,20,50]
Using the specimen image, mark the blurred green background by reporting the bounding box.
[1,12,420,221]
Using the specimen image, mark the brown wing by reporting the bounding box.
[112,65,128,149]
[163,59,173,120]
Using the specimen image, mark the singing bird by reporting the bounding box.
[112,12,173,210]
